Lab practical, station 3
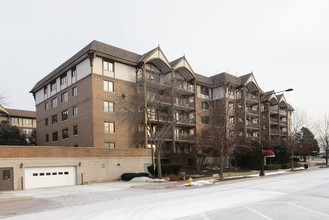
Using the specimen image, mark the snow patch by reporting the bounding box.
[129,177,168,182]
[183,179,217,186]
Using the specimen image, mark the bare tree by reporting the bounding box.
[116,84,180,178]
[288,108,309,170]
[0,92,8,106]
[316,115,329,166]
[196,85,252,180]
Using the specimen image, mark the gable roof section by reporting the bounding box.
[140,47,171,73]
[240,73,264,94]
[171,56,195,81]
[0,105,9,117]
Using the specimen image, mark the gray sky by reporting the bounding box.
[1,0,328,121]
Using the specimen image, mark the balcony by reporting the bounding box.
[148,114,173,123]
[148,132,172,140]
[270,129,280,135]
[176,118,196,126]
[280,120,288,127]
[246,122,259,129]
[176,134,195,142]
[270,118,279,124]
[175,83,195,96]
[280,131,288,136]
[279,109,287,116]
[147,94,171,106]
[137,74,171,90]
[246,109,259,116]
[174,102,195,111]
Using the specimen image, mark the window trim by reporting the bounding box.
[104,121,115,133]
[62,128,69,140]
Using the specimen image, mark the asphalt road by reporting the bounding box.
[1,168,329,220]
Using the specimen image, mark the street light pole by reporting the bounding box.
[259,88,293,176]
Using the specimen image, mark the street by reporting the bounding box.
[1,168,329,220]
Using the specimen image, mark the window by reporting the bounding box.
[71,67,77,78]
[23,128,32,134]
[61,92,68,103]
[51,97,57,108]
[52,132,58,142]
[201,86,209,96]
[23,119,32,125]
[50,80,56,92]
[62,110,68,121]
[52,114,57,125]
[11,117,18,124]
[230,131,235,137]
[73,125,78,135]
[229,116,235,125]
[73,106,78,116]
[201,102,209,110]
[201,116,209,124]
[60,73,67,86]
[103,60,114,72]
[46,134,49,143]
[45,118,48,126]
[44,86,48,98]
[45,102,49,110]
[104,80,114,92]
[104,101,114,112]
[229,102,234,110]
[105,142,115,149]
[104,122,115,133]
[62,128,69,139]
[2,170,10,180]
[72,87,77,97]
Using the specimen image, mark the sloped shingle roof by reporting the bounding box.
[6,108,36,118]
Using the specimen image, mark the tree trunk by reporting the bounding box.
[326,147,329,167]
[156,149,163,179]
[219,151,224,180]
[291,147,294,171]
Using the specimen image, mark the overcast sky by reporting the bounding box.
[1,0,328,122]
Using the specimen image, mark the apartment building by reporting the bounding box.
[0,106,36,137]
[30,40,293,158]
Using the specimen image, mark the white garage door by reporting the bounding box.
[25,166,77,189]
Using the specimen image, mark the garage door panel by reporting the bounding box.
[25,166,76,189]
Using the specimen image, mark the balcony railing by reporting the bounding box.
[147,95,171,105]
[280,131,288,136]
[246,109,259,115]
[279,109,287,116]
[280,120,288,126]
[176,118,196,125]
[148,132,172,140]
[270,118,279,124]
[246,122,259,129]
[176,134,195,142]
[270,130,280,135]
[174,102,195,110]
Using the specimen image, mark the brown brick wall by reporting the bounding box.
[36,75,94,147]
[91,74,140,148]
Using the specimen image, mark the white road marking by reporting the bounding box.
[288,202,329,218]
[242,205,273,220]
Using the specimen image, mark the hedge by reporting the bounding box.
[147,164,182,176]
[264,162,303,170]
[121,172,149,181]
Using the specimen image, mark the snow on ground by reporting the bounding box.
[129,177,168,182]
[183,179,217,186]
